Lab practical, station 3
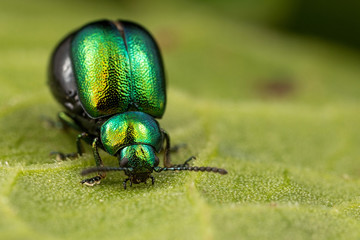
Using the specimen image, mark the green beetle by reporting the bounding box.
[48,20,227,189]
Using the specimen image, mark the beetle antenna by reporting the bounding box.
[154,166,228,175]
[81,166,132,176]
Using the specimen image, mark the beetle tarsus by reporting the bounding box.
[81,175,102,186]
[76,132,89,156]
[171,156,196,168]
[182,155,196,166]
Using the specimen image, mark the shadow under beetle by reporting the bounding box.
[48,19,227,189]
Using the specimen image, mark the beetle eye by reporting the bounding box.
[154,156,159,167]
[120,157,128,167]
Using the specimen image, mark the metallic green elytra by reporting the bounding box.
[71,20,166,119]
[101,111,163,155]
[48,19,227,190]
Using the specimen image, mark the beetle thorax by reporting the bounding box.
[100,112,163,156]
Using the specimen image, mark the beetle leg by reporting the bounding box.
[81,138,106,186]
[43,111,78,130]
[41,116,64,130]
[123,178,131,190]
[43,111,82,131]
[150,175,155,185]
[50,132,89,160]
[76,132,89,156]
[57,111,83,132]
[91,138,103,166]
[171,156,196,168]
[161,129,172,167]
[161,129,193,167]
[49,111,95,160]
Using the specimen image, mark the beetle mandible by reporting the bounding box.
[48,20,227,189]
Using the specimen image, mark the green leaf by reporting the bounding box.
[1,1,360,240]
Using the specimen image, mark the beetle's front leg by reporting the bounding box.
[81,138,106,186]
[170,156,196,168]
[162,129,172,168]
[161,129,194,168]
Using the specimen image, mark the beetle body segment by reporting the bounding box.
[71,20,166,119]
[100,111,163,156]
[71,21,131,118]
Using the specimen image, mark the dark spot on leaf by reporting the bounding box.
[257,79,296,99]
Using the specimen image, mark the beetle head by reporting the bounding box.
[118,144,159,184]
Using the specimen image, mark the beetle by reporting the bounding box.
[48,19,227,189]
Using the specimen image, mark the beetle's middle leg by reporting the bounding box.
[50,132,92,160]
[81,138,106,186]
[161,129,194,168]
[49,111,91,160]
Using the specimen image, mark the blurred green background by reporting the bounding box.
[1,0,360,239]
